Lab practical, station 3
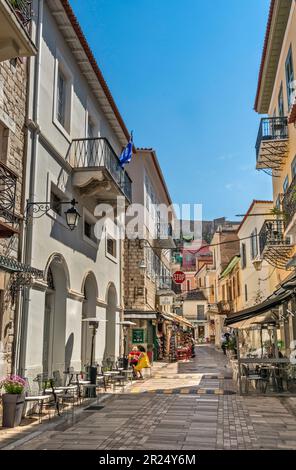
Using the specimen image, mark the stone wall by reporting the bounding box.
[123,239,157,311]
[0,57,27,375]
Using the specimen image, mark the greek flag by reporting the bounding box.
[119,133,133,168]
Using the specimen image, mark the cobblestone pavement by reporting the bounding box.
[5,345,296,450]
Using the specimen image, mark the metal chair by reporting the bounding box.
[241,364,267,394]
[24,376,53,423]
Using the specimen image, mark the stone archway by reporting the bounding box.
[42,254,69,375]
[104,283,118,362]
[81,272,98,367]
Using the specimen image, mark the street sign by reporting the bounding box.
[159,296,173,306]
[172,271,186,284]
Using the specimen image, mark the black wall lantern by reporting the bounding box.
[26,198,80,231]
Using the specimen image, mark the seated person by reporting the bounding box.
[133,345,150,379]
[128,346,141,377]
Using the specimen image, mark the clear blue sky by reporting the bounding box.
[70,0,271,221]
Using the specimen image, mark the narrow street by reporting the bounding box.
[11,346,296,451]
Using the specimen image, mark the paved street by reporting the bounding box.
[2,345,294,451]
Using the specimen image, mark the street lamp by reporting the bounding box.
[82,317,108,366]
[26,198,80,231]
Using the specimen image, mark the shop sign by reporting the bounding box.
[132,329,145,344]
[159,296,173,306]
[172,271,185,284]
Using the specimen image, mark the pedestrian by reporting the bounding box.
[128,346,141,377]
[133,345,150,379]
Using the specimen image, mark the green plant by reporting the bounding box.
[226,337,237,351]
[0,375,26,394]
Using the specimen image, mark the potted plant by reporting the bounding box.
[0,375,26,427]
[226,337,237,359]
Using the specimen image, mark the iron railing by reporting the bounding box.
[256,117,288,161]
[8,0,32,26]
[282,175,296,228]
[0,161,18,224]
[259,219,290,253]
[157,222,173,239]
[217,300,234,314]
[68,137,132,202]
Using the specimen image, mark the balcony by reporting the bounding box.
[255,117,288,171]
[217,300,234,315]
[68,138,132,203]
[0,161,20,237]
[155,222,175,249]
[0,0,37,62]
[282,175,296,236]
[259,219,293,269]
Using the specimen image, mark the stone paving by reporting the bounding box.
[3,345,296,450]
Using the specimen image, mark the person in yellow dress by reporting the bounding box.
[133,345,150,379]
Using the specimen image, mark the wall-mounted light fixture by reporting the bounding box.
[26,198,80,231]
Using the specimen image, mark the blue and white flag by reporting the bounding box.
[119,133,133,168]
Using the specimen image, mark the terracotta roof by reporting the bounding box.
[181,290,207,302]
[254,0,292,113]
[237,200,273,232]
[254,0,275,111]
[60,0,130,142]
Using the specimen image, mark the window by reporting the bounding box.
[197,305,205,320]
[237,272,240,297]
[275,195,281,211]
[250,228,258,259]
[57,68,66,127]
[244,284,248,302]
[186,280,191,291]
[233,276,236,299]
[222,284,225,301]
[278,83,284,117]
[283,175,289,193]
[54,54,73,135]
[291,155,296,179]
[0,123,9,164]
[241,243,247,269]
[106,235,116,258]
[84,221,92,239]
[50,191,61,216]
[211,285,214,297]
[286,46,294,108]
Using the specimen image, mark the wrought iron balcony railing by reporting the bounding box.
[259,219,289,253]
[255,117,288,171]
[68,137,132,202]
[258,219,293,269]
[157,222,173,238]
[0,161,18,225]
[217,300,234,315]
[8,0,32,27]
[282,175,296,229]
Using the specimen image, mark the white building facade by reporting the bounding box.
[17,0,132,381]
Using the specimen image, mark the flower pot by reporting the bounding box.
[2,393,25,428]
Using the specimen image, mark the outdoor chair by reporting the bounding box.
[241,364,268,394]
[24,377,53,423]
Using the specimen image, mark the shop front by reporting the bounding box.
[157,312,194,362]
[225,275,296,396]
[124,311,158,362]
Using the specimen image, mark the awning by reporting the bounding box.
[0,255,43,277]
[220,256,240,279]
[225,290,292,327]
[124,310,158,320]
[159,312,193,328]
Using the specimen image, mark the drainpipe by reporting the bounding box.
[17,0,44,375]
